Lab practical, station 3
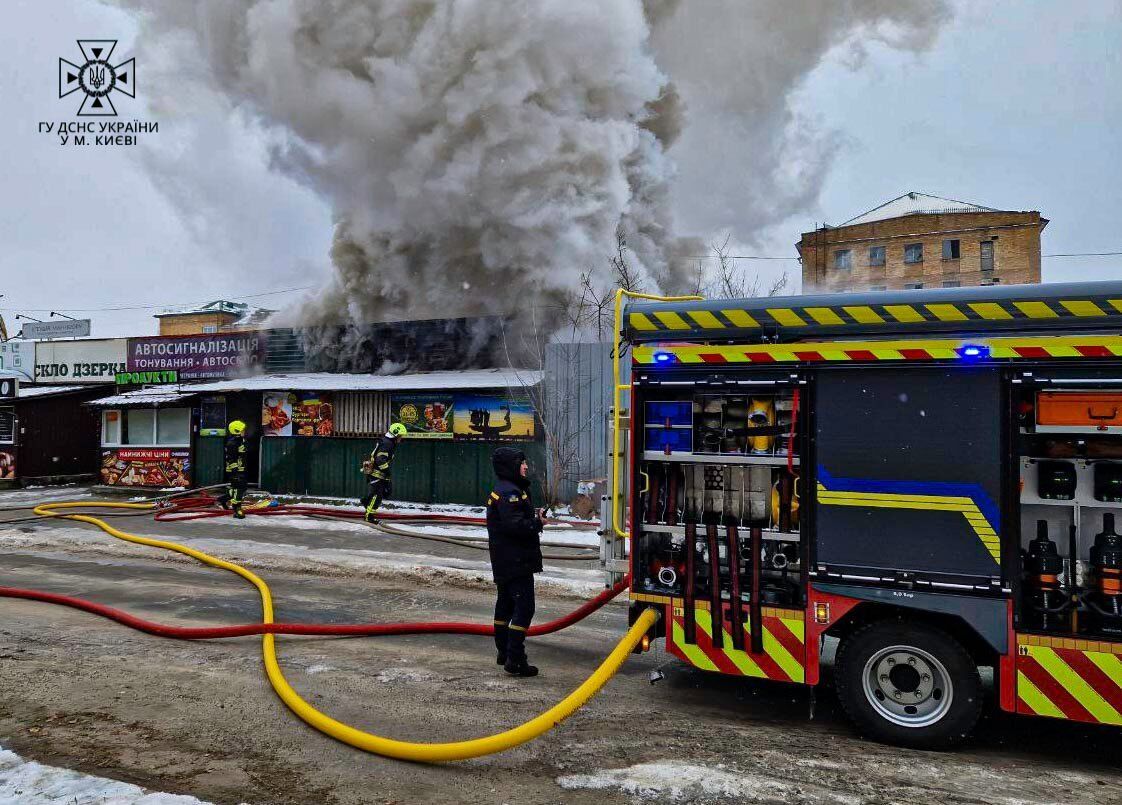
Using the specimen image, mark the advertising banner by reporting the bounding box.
[34,338,127,383]
[262,392,334,437]
[0,449,14,480]
[453,395,535,441]
[0,342,33,382]
[391,394,453,439]
[99,448,190,488]
[127,333,263,380]
[21,319,92,339]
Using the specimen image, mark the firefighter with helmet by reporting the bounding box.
[361,422,407,522]
[223,420,249,519]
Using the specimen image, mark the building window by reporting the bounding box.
[904,282,924,290]
[942,280,961,288]
[201,324,218,334]
[106,408,192,447]
[869,285,887,291]
[904,243,924,264]
[942,239,961,260]
[102,410,122,445]
[868,246,886,266]
[0,406,14,444]
[980,240,995,273]
[834,249,852,270]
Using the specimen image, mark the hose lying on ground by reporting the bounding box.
[0,576,629,639]
[20,499,652,762]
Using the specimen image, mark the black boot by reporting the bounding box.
[504,657,539,677]
[494,621,509,665]
[504,628,538,677]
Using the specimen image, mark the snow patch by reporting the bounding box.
[558,762,861,804]
[374,667,437,684]
[0,747,215,804]
[305,663,338,675]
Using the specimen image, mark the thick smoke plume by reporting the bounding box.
[112,0,949,341]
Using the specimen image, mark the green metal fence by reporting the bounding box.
[194,437,226,488]
[258,437,545,505]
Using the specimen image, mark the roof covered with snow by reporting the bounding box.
[839,192,1001,227]
[13,385,86,400]
[86,388,199,408]
[155,299,274,321]
[185,369,542,393]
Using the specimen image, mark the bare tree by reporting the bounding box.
[696,235,788,300]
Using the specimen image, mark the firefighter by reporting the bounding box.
[361,422,407,522]
[223,420,249,520]
[486,446,545,677]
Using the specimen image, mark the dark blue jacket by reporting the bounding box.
[486,448,543,582]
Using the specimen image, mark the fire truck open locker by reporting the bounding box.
[606,280,1122,747]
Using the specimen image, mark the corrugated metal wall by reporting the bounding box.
[542,342,627,502]
[194,437,225,488]
[334,392,391,437]
[259,437,545,505]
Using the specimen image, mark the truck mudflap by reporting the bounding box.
[664,601,806,684]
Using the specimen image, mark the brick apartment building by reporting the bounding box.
[154,300,273,336]
[798,192,1048,293]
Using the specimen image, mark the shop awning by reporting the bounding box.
[182,369,543,393]
[11,385,89,400]
[86,388,200,408]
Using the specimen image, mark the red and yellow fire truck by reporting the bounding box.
[607,281,1122,747]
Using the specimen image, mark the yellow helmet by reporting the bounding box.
[228,420,247,436]
[388,422,408,438]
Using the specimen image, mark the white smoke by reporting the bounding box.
[108,0,950,330]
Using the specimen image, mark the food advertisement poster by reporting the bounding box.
[100,448,190,488]
[390,394,453,439]
[262,392,334,437]
[0,449,15,480]
[452,395,535,441]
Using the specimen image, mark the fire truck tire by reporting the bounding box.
[835,618,982,749]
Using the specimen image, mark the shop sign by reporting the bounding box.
[99,448,190,487]
[0,342,33,382]
[35,338,127,383]
[21,319,92,339]
[115,370,179,385]
[262,392,334,437]
[453,394,536,441]
[390,394,453,439]
[0,449,14,480]
[127,333,263,380]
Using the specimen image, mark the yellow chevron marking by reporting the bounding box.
[1031,647,1122,724]
[779,617,805,643]
[925,303,969,321]
[804,307,846,326]
[671,618,720,672]
[817,488,1000,563]
[1015,301,1059,319]
[695,610,765,678]
[632,336,1122,366]
[1109,300,1122,315]
[1061,300,1107,317]
[628,312,658,331]
[767,308,807,327]
[842,305,885,324]
[970,302,1013,320]
[722,309,759,328]
[687,310,725,329]
[762,624,804,682]
[654,310,692,330]
[1017,670,1066,718]
[1087,651,1122,690]
[883,304,925,323]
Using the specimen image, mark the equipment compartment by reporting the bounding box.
[1037,391,1122,433]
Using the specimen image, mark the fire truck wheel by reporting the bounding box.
[835,618,982,749]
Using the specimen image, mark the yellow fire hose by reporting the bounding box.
[30,500,658,762]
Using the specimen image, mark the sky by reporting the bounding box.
[1,0,1120,339]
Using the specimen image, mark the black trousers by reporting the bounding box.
[493,574,536,662]
[224,472,247,511]
[361,477,390,517]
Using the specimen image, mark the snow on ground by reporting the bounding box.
[557,762,862,804]
[0,485,90,506]
[0,522,610,600]
[0,746,216,804]
[211,511,600,547]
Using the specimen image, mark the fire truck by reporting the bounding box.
[604,280,1122,747]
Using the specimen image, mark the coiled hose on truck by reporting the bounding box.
[4,497,654,762]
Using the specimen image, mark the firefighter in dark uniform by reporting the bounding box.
[223,419,249,519]
[486,446,545,677]
[361,422,407,522]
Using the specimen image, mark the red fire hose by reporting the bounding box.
[0,576,630,641]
